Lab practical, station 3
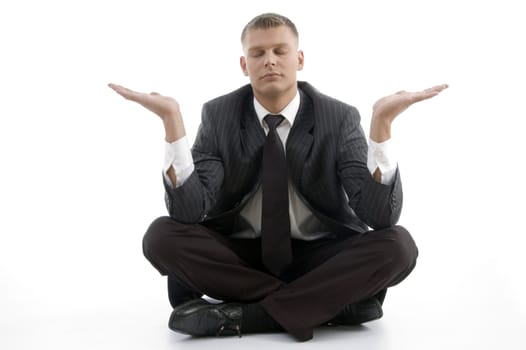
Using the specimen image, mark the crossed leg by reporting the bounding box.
[143,216,418,340]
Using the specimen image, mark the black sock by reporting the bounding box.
[241,303,283,333]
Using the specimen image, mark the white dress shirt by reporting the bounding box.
[163,91,398,240]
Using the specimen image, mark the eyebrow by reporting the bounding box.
[247,43,291,52]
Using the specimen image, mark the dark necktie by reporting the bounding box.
[261,114,292,276]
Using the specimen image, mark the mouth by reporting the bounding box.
[261,72,282,80]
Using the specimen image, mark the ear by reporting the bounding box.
[240,56,249,76]
[297,50,305,71]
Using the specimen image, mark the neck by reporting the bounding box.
[253,85,297,114]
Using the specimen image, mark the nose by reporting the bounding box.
[264,52,277,67]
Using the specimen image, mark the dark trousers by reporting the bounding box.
[143,216,418,340]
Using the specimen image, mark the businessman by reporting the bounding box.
[109,13,447,341]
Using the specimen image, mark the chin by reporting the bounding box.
[255,81,289,97]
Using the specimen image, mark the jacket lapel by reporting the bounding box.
[287,89,314,187]
[239,94,266,161]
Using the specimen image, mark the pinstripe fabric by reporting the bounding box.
[163,81,402,235]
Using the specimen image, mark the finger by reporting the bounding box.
[108,83,146,102]
[109,83,140,95]
[411,91,440,103]
[108,83,132,95]
[424,84,448,94]
[108,83,133,92]
[411,87,448,103]
[150,92,161,96]
[108,83,127,95]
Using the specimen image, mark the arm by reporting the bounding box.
[108,83,223,223]
[338,107,402,229]
[108,83,186,185]
[369,84,449,182]
[163,104,225,222]
[338,84,449,228]
[163,117,185,186]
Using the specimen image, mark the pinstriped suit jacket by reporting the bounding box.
[163,81,402,236]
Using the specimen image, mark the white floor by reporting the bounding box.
[2,225,526,350]
[3,288,525,350]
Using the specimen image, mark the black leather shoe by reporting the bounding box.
[327,297,383,326]
[169,299,243,337]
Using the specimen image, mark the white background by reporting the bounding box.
[1,0,525,349]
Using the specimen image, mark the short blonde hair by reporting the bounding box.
[241,13,299,43]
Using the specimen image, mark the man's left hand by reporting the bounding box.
[370,84,448,142]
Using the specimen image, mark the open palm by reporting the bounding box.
[108,83,180,121]
[373,84,448,122]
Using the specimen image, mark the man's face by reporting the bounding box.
[240,26,304,99]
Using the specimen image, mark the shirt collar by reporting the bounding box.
[253,90,300,128]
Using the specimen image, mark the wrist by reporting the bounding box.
[162,109,181,124]
[163,115,185,143]
[369,117,392,143]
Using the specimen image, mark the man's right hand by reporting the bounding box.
[108,83,185,142]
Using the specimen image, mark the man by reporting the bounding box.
[109,13,447,341]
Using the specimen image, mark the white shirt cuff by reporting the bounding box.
[367,138,398,185]
[163,136,195,188]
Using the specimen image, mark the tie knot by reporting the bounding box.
[264,114,284,130]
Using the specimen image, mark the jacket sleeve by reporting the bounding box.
[337,106,403,229]
[163,104,224,223]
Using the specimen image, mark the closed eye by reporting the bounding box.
[250,50,264,57]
